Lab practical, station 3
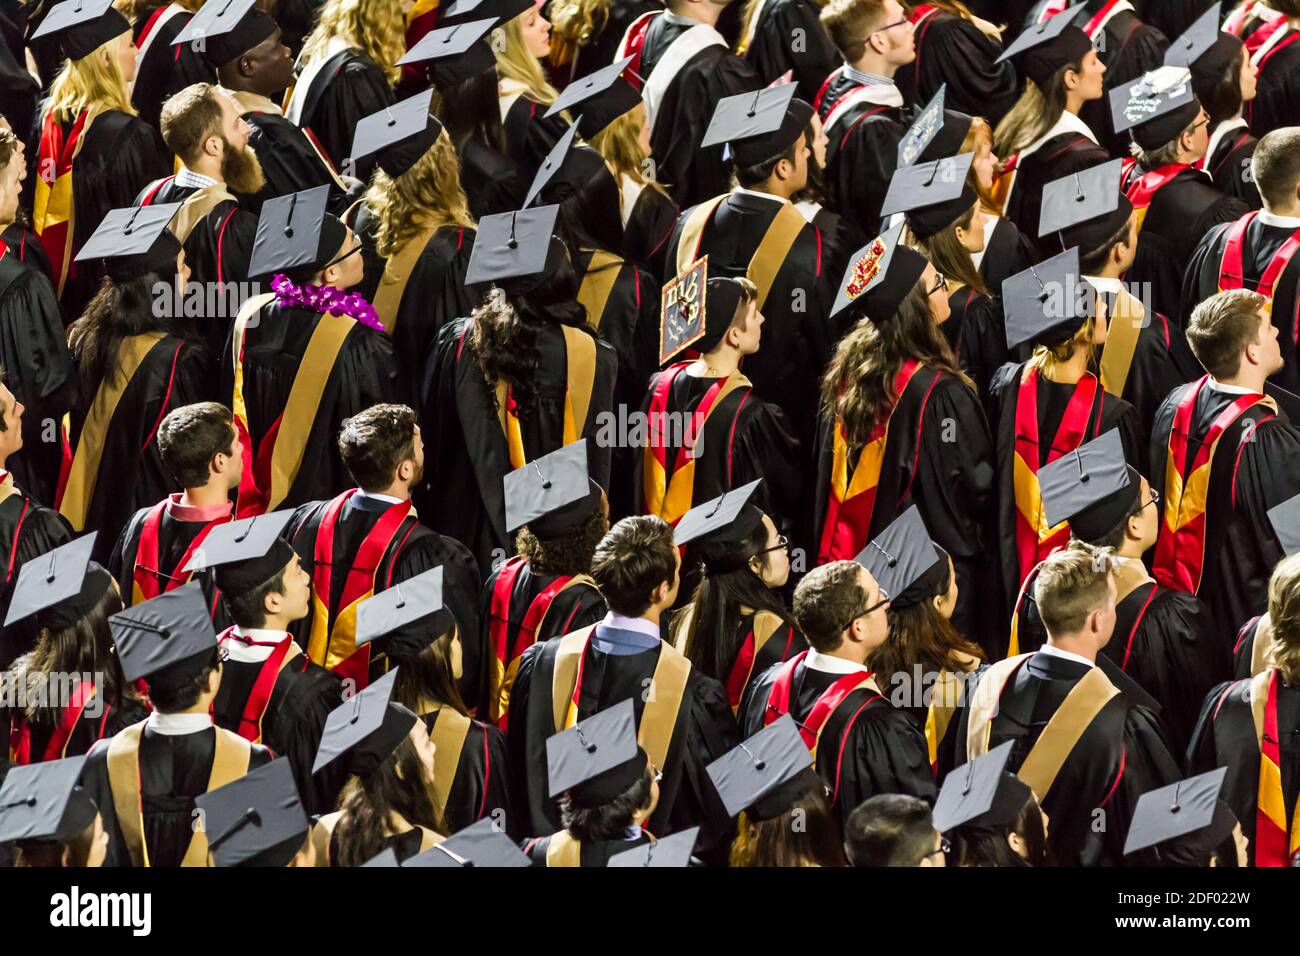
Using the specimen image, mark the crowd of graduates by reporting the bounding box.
[0,0,1297,869]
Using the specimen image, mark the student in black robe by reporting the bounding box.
[613,0,758,209]
[0,2,37,156]
[896,1,1019,125]
[493,2,571,173]
[222,188,396,518]
[1231,610,1275,680]
[741,559,936,832]
[508,516,739,865]
[1183,127,1300,391]
[286,403,481,693]
[546,0,660,87]
[1134,0,1218,40]
[940,543,1181,867]
[1148,288,1300,655]
[1226,0,1300,138]
[128,0,215,132]
[81,583,275,867]
[737,0,838,102]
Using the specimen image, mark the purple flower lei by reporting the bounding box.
[270,274,384,331]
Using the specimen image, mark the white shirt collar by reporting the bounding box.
[842,66,897,90]
[355,489,406,505]
[221,627,290,662]
[1038,644,1096,669]
[805,648,870,675]
[1207,378,1261,396]
[145,711,212,736]
[1259,210,1300,229]
[175,166,218,190]
[732,186,790,206]
[603,612,663,641]
[1020,110,1097,159]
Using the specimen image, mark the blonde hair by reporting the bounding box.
[493,15,558,105]
[589,102,668,197]
[47,34,135,122]
[960,116,1002,212]
[363,132,475,258]
[299,0,406,86]
[1267,552,1300,685]
[1033,540,1114,637]
[1027,309,1099,375]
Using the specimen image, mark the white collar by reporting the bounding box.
[732,186,789,206]
[662,10,696,26]
[175,166,218,190]
[1037,644,1096,669]
[794,199,821,222]
[805,648,870,675]
[619,173,645,227]
[1084,274,1124,296]
[1259,210,1300,229]
[1207,378,1261,396]
[1202,115,1249,170]
[145,711,212,736]
[222,627,290,662]
[603,612,663,641]
[842,65,897,90]
[1020,110,1097,159]
[355,489,406,505]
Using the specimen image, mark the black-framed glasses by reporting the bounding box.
[324,238,363,270]
[1141,488,1161,510]
[925,836,951,861]
[754,534,789,556]
[927,273,949,296]
[871,16,911,34]
[849,588,890,627]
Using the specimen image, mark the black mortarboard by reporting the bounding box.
[674,479,764,548]
[1109,66,1201,150]
[889,543,954,610]
[75,204,184,282]
[351,89,444,178]
[182,509,297,597]
[1166,3,1240,86]
[0,756,98,845]
[440,0,530,22]
[523,120,581,209]
[247,185,348,279]
[883,153,977,240]
[659,258,750,364]
[932,741,1031,833]
[31,0,130,60]
[1002,246,1088,349]
[546,56,640,138]
[1123,767,1234,856]
[3,533,98,627]
[362,847,401,867]
[312,668,417,777]
[397,18,498,88]
[464,205,562,287]
[1267,491,1300,557]
[1038,429,1138,539]
[853,506,941,603]
[1038,159,1134,255]
[196,758,309,867]
[996,4,1093,86]
[706,715,817,820]
[830,224,930,326]
[607,827,700,867]
[503,440,601,535]
[109,582,218,685]
[354,567,450,660]
[897,86,973,167]
[174,0,278,69]
[701,84,814,169]
[546,698,647,807]
[404,818,532,867]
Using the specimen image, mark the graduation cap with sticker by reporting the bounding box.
[545,56,641,139]
[659,255,710,365]
[1037,428,1137,535]
[397,17,499,88]
[173,0,278,69]
[31,0,130,60]
[0,756,98,845]
[196,757,310,867]
[1038,159,1133,255]
[3,533,97,627]
[607,826,700,867]
[1109,66,1200,149]
[853,505,941,603]
[523,120,582,209]
[108,582,219,684]
[1123,767,1235,857]
[706,715,817,820]
[830,223,929,326]
[403,817,533,867]
[932,740,1031,833]
[673,479,764,548]
[465,205,561,286]
[350,89,444,178]
[896,85,970,167]
[1002,246,1088,350]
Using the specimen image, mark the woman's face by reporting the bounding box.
[931,554,959,621]
[809,113,828,170]
[955,205,987,254]
[518,5,551,59]
[922,262,951,326]
[1074,49,1107,102]
[112,30,138,85]
[730,299,764,355]
[1240,51,1259,103]
[750,513,790,588]
[970,135,997,193]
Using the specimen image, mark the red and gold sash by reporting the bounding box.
[132,500,232,604]
[217,627,303,744]
[7,677,108,765]
[1120,159,1189,235]
[1153,375,1274,593]
[723,611,795,713]
[33,106,97,297]
[1218,212,1300,318]
[494,324,596,471]
[1251,667,1300,865]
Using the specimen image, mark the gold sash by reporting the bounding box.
[372,226,437,333]
[427,708,472,822]
[675,195,807,308]
[168,182,238,244]
[308,811,441,866]
[493,324,598,451]
[544,830,583,867]
[577,250,623,331]
[1098,287,1145,398]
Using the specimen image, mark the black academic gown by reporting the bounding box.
[289,47,394,182]
[81,720,275,867]
[1,221,54,284]
[1201,122,1262,211]
[130,4,215,132]
[523,830,654,867]
[895,7,1018,126]
[976,215,1036,295]
[1232,615,1270,681]
[1002,126,1110,264]
[637,12,759,209]
[0,2,36,157]
[1076,7,1168,157]
[0,667,144,765]
[508,625,739,865]
[553,0,660,86]
[419,708,512,835]
[739,0,838,104]
[0,482,71,666]
[949,286,1011,409]
[621,176,680,284]
[1132,0,1216,40]
[1245,23,1300,138]
[0,245,74,505]
[500,89,569,174]
[674,606,807,713]
[459,137,525,221]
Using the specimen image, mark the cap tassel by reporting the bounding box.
[45,550,58,584]
[433,843,472,865]
[532,460,551,491]
[284,192,298,238]
[384,105,397,128]
[234,515,256,544]
[1029,264,1049,303]
[347,692,363,724]
[737,741,765,771]
[0,796,37,811]
[442,24,462,45]
[1074,449,1089,483]
[705,489,728,519]
[574,726,598,754]
[1169,779,1183,813]
[746,89,761,118]
[507,211,518,250]
[868,539,898,568]
[923,160,942,188]
[122,205,144,237]
[961,760,975,796]
[1073,172,1085,202]
[393,583,405,611]
[640,841,656,867]
[217,0,235,15]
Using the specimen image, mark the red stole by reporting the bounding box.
[1120,159,1189,234]
[132,500,232,603]
[217,627,302,744]
[1218,211,1300,309]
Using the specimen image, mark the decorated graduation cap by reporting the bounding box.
[608,826,700,867]
[546,57,641,139]
[440,0,531,23]
[403,817,533,867]
[464,204,564,292]
[701,83,814,169]
[354,566,451,661]
[3,533,103,628]
[546,698,648,808]
[248,185,349,279]
[830,223,930,326]
[1038,428,1139,540]
[398,17,499,88]
[707,715,819,820]
[108,582,218,686]
[350,89,444,178]
[674,479,765,549]
[1123,767,1237,859]
[853,505,941,604]
[932,741,1032,833]
[0,756,98,845]
[75,204,184,283]
[882,152,977,240]
[503,440,603,537]
[996,3,1093,86]
[658,258,750,365]
[1165,2,1240,85]
[522,120,582,209]
[182,509,297,597]
[1038,159,1134,256]
[174,0,278,69]
[1002,246,1088,349]
[1267,490,1300,557]
[195,757,309,867]
[1109,66,1201,150]
[311,668,419,778]
[31,0,131,60]
[896,85,973,167]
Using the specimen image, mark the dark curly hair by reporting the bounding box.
[332,734,447,867]
[558,766,653,842]
[515,508,608,576]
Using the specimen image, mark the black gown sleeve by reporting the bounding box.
[307,59,394,181]
[671,671,739,867]
[833,706,936,832]
[911,16,1018,125]
[745,0,838,104]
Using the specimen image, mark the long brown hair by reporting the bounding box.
[907,201,987,297]
[389,635,471,716]
[332,735,447,866]
[993,65,1073,158]
[868,584,983,685]
[729,784,847,867]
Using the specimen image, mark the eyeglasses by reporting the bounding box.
[925,836,952,861]
[1141,488,1161,510]
[927,273,949,296]
[871,16,912,34]
[754,534,790,556]
[848,588,891,627]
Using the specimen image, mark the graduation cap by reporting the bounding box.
[1002,245,1088,350]
[464,205,562,288]
[882,152,977,240]
[362,847,401,867]
[995,3,1093,86]
[701,83,814,169]
[3,533,100,628]
[674,479,764,548]
[1038,428,1139,540]
[403,817,533,867]
[546,57,641,139]
[830,223,930,326]
[182,509,297,597]
[173,0,278,69]
[1267,491,1300,557]
[350,89,444,179]
[853,506,942,605]
[503,440,602,536]
[546,698,648,807]
[607,827,700,867]
[440,0,531,23]
[932,741,1032,833]
[706,715,819,820]
[896,85,973,168]
[397,17,499,88]
[75,204,184,283]
[109,582,218,685]
[1038,159,1134,256]
[522,120,582,210]
[1123,767,1236,858]
[0,756,98,845]
[1165,2,1240,85]
[195,758,310,867]
[311,668,418,778]
[247,185,349,279]
[31,0,130,60]
[354,566,450,661]
[1109,66,1201,150]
